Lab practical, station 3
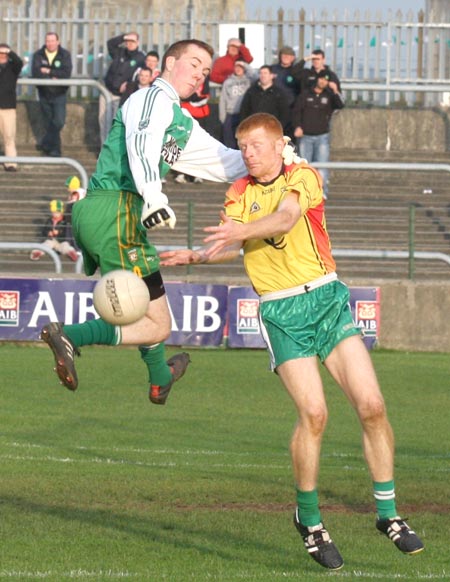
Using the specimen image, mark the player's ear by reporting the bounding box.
[164,55,176,73]
[275,137,285,155]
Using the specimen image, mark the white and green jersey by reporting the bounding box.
[88,77,246,202]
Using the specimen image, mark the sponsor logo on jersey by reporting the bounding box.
[162,136,182,165]
[0,290,20,326]
[237,298,260,334]
[264,236,287,250]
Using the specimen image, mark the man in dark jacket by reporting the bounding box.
[292,70,344,199]
[239,65,290,134]
[31,32,72,157]
[292,49,341,94]
[99,32,145,143]
[0,43,23,171]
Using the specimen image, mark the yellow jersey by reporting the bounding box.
[223,162,336,296]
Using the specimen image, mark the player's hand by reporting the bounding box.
[141,193,176,230]
[282,136,302,165]
[203,211,244,259]
[160,249,202,266]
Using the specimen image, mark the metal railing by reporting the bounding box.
[17,78,114,134]
[0,155,89,189]
[1,163,450,277]
[0,242,62,273]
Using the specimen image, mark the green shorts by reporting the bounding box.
[72,190,160,277]
[259,280,361,370]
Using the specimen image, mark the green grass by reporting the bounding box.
[0,344,449,581]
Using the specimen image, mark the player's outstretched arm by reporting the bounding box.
[160,249,202,266]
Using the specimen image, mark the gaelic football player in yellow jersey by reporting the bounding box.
[160,113,424,570]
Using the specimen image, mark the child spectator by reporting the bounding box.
[30,199,79,262]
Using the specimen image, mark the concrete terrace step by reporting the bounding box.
[1,149,450,281]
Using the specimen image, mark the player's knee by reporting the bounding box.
[357,395,387,426]
[301,406,328,437]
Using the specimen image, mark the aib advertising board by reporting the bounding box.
[0,277,380,349]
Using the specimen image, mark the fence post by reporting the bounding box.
[416,9,425,107]
[298,9,305,58]
[277,8,284,52]
[187,201,194,276]
[408,203,416,280]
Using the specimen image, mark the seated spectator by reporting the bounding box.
[65,175,86,204]
[210,38,253,84]
[30,199,78,262]
[65,175,86,246]
[219,60,253,148]
[0,43,23,171]
[239,65,290,134]
[120,67,154,106]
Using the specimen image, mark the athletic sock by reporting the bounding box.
[296,488,322,527]
[139,343,172,386]
[373,480,397,519]
[63,319,120,348]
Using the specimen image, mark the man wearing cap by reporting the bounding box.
[271,46,301,140]
[99,32,145,143]
[292,70,344,199]
[210,37,253,85]
[0,43,23,172]
[272,46,301,106]
[219,59,254,148]
[30,199,78,262]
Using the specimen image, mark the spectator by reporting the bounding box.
[120,67,154,106]
[145,51,161,81]
[30,199,78,262]
[65,175,86,246]
[271,45,301,140]
[175,76,212,184]
[99,32,145,143]
[219,60,253,149]
[239,65,290,133]
[31,32,72,158]
[292,70,344,199]
[210,37,253,85]
[0,43,23,172]
[272,46,300,106]
[292,49,341,94]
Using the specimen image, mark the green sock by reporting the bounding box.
[63,319,120,348]
[296,488,321,527]
[373,480,397,519]
[139,343,171,386]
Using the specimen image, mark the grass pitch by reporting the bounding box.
[0,343,449,581]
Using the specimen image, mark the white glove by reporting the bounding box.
[282,136,304,165]
[141,192,177,230]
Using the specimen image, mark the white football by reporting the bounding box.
[93,270,150,325]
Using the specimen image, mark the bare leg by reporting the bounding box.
[277,356,328,490]
[324,335,394,482]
